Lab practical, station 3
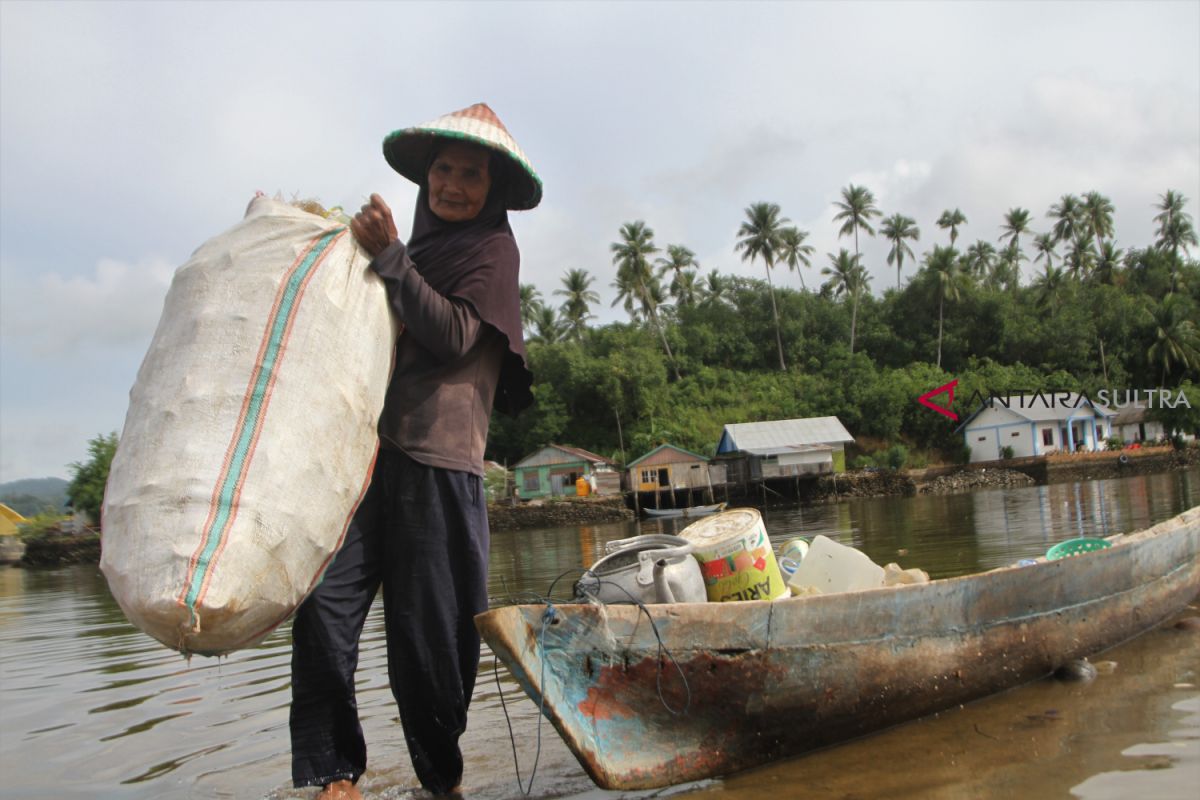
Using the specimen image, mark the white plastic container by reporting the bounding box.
[786,535,885,595]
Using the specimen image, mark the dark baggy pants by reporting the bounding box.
[290,449,489,793]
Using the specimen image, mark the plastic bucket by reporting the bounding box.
[678,509,788,602]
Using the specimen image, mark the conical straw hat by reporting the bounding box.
[383,102,542,210]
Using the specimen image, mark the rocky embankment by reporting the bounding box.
[487,496,635,531]
[918,468,1036,494]
[19,530,101,566]
[801,470,917,502]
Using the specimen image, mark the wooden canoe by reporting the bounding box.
[475,506,1200,790]
[641,502,727,519]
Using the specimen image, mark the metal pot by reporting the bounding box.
[575,534,707,605]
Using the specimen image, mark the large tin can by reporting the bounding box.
[678,509,787,602]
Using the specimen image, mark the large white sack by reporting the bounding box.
[102,196,395,656]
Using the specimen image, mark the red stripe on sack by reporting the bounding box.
[192,230,347,611]
[178,232,331,612]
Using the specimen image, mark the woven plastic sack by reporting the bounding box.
[101,196,395,656]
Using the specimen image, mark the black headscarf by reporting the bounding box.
[405,155,533,416]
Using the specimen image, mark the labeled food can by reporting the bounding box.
[678,509,788,602]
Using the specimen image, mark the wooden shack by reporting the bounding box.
[625,443,722,509]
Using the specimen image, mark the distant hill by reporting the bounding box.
[0,477,69,516]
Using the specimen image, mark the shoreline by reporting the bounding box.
[8,448,1197,565]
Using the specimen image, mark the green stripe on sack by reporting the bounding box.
[183,229,343,617]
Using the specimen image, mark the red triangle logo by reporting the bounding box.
[918,379,959,421]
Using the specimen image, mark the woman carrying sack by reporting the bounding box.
[288,103,540,799]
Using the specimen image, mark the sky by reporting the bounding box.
[1,0,1198,483]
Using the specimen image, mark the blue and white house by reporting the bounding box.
[956,393,1115,463]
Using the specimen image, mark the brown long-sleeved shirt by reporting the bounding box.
[369,240,505,476]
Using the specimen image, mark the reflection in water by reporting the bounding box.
[0,468,1196,799]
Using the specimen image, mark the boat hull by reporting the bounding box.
[475,507,1200,790]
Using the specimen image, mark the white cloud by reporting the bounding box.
[1,0,1197,481]
[1,256,173,356]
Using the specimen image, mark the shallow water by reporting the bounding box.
[1,468,1197,799]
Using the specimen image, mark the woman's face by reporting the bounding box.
[427,142,492,222]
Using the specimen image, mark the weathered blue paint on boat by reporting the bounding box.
[475,507,1200,790]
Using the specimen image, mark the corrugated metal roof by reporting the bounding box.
[741,443,833,456]
[966,393,1115,425]
[513,444,615,469]
[626,443,708,468]
[1111,403,1148,426]
[718,417,854,454]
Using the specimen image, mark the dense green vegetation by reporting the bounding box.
[487,188,1200,466]
[65,432,118,524]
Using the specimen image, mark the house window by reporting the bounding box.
[523,472,540,492]
[640,468,657,485]
[1042,429,1054,446]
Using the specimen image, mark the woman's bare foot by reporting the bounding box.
[317,779,362,800]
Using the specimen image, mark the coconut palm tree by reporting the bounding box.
[821,249,870,353]
[1048,194,1085,246]
[610,264,642,321]
[963,240,995,282]
[925,245,962,368]
[881,213,920,289]
[530,304,566,344]
[554,268,599,340]
[1146,294,1200,385]
[995,242,1023,291]
[1154,190,1188,236]
[778,226,815,290]
[1032,232,1058,272]
[519,283,542,333]
[736,202,790,370]
[1033,263,1068,310]
[1063,237,1095,282]
[655,244,699,298]
[1091,241,1123,286]
[833,184,881,262]
[700,269,733,307]
[1157,213,1199,262]
[992,208,1030,285]
[670,269,701,308]
[1082,191,1115,245]
[999,207,1031,249]
[937,208,968,247]
[1152,192,1198,288]
[611,220,679,378]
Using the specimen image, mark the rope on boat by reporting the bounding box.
[493,602,555,796]
[491,568,694,795]
[550,567,692,715]
[582,581,692,716]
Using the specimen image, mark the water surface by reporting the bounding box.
[1,468,1197,799]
